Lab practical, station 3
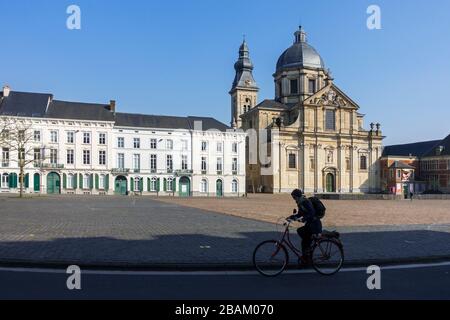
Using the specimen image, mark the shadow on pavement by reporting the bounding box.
[0,229,449,268]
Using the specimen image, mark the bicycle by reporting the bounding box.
[253,218,345,277]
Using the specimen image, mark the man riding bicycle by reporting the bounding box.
[288,189,323,266]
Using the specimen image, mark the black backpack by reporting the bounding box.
[309,197,326,219]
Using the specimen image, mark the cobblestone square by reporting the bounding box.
[157,194,450,227]
[0,195,449,267]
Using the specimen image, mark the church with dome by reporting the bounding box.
[230,26,384,194]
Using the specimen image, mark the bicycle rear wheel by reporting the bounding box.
[311,239,344,276]
[253,240,289,277]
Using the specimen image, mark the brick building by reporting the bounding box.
[381,135,450,195]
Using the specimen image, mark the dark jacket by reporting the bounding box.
[293,196,323,234]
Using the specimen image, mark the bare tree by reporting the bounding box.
[0,116,44,198]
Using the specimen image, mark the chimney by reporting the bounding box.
[3,85,11,97]
[109,100,116,113]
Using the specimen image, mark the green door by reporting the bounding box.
[33,173,40,192]
[179,177,191,197]
[216,179,223,197]
[326,173,336,193]
[47,172,61,194]
[403,184,409,199]
[115,176,128,195]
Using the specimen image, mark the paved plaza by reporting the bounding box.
[0,195,449,268]
[157,194,450,227]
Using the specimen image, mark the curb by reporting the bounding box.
[1,255,450,272]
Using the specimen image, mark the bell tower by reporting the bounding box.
[230,39,259,129]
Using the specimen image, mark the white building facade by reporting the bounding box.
[0,86,246,197]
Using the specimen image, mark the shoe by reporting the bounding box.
[298,255,312,267]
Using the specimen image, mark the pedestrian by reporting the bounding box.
[410,192,414,201]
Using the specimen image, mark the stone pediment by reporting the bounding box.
[304,84,359,109]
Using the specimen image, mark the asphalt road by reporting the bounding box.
[0,262,449,300]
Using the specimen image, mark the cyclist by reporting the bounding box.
[288,189,323,266]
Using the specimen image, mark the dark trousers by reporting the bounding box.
[297,226,313,256]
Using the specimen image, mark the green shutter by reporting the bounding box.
[163,178,167,192]
[90,174,94,189]
[10,173,18,188]
[139,178,143,192]
[95,174,99,190]
[79,174,83,189]
[147,178,151,192]
[130,178,134,191]
[34,174,40,192]
[173,179,177,192]
[156,178,160,192]
[73,174,78,189]
[25,174,29,189]
[105,175,109,191]
[63,174,67,189]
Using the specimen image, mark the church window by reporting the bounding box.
[360,155,368,170]
[290,79,298,95]
[346,157,351,171]
[325,110,336,131]
[310,157,315,170]
[308,79,316,94]
[288,153,297,169]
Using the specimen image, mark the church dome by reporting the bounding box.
[276,27,325,72]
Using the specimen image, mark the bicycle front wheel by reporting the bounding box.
[253,240,289,277]
[311,239,344,276]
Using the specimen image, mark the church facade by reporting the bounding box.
[231,27,384,194]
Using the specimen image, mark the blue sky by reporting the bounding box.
[1,0,449,145]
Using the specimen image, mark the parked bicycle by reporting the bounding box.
[253,218,344,277]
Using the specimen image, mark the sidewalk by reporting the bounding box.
[0,196,449,270]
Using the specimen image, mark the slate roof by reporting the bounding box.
[423,134,450,157]
[0,91,52,117]
[47,100,115,122]
[390,161,415,170]
[254,99,288,110]
[116,114,230,132]
[382,140,441,157]
[0,89,230,132]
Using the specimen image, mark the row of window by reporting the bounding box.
[201,141,239,153]
[421,159,450,171]
[116,154,188,172]
[282,78,317,96]
[201,157,239,173]
[424,174,450,188]
[286,153,368,171]
[117,137,184,151]
[35,131,108,145]
[200,179,239,194]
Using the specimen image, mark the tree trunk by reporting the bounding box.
[19,165,24,198]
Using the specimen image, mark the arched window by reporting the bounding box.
[360,155,368,170]
[232,179,239,193]
[200,179,208,193]
[167,177,174,191]
[67,174,74,189]
[83,174,90,190]
[243,98,251,113]
[150,177,157,192]
[99,174,106,190]
[1,173,9,189]
[134,177,141,192]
